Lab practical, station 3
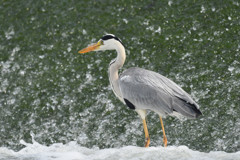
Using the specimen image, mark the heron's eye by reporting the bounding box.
[100,40,104,45]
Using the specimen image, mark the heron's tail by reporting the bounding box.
[172,97,202,119]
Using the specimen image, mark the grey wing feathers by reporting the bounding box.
[119,67,202,119]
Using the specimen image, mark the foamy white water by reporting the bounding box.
[0,140,239,160]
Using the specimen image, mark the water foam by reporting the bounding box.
[0,140,239,160]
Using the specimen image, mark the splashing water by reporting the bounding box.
[0,0,239,157]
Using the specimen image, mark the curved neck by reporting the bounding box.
[111,44,126,70]
[108,42,126,102]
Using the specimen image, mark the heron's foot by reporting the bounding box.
[163,135,167,147]
[145,137,150,147]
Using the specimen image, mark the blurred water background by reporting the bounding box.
[0,0,239,159]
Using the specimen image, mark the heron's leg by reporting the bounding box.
[136,109,150,147]
[159,116,167,147]
[142,118,150,147]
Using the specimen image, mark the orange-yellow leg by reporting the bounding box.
[142,119,150,147]
[160,116,167,147]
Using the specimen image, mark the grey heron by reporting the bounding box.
[78,34,202,147]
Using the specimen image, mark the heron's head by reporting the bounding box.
[78,34,124,54]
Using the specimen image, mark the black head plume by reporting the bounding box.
[101,34,124,47]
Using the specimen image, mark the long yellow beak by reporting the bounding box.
[78,41,101,54]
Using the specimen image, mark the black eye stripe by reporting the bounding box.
[101,35,115,40]
[101,34,124,47]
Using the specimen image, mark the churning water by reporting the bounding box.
[0,0,239,159]
[0,140,240,160]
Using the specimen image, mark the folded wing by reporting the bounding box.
[119,67,202,118]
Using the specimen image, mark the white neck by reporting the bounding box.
[108,42,126,102]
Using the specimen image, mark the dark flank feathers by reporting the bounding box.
[124,98,136,110]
